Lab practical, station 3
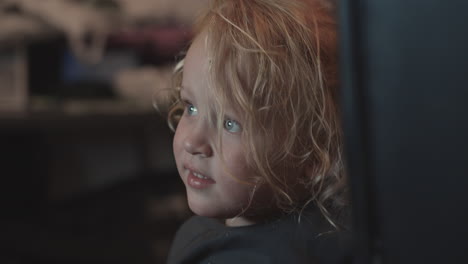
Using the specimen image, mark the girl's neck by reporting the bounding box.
[224,206,284,227]
[225,217,257,227]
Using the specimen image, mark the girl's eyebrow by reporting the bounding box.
[179,85,192,94]
[179,85,187,95]
[179,85,193,100]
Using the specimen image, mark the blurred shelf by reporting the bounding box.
[0,98,169,132]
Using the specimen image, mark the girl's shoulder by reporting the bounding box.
[167,206,352,264]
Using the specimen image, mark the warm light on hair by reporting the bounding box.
[167,0,347,228]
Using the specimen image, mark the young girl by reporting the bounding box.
[164,0,349,263]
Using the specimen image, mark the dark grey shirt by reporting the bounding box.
[167,206,351,264]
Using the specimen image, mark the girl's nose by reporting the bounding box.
[183,126,213,157]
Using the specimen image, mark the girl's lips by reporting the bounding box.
[184,166,215,189]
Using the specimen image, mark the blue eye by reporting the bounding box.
[186,104,198,116]
[224,119,241,133]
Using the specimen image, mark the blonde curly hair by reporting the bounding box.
[166,0,347,228]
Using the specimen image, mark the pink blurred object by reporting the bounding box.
[109,26,192,58]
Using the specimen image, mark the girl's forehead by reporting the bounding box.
[182,31,247,121]
[184,31,210,70]
[181,32,211,97]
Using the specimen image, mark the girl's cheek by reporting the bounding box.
[173,121,185,156]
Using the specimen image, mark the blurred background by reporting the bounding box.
[0,0,208,263]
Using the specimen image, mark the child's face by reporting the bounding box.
[173,32,271,225]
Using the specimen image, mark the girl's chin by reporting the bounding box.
[187,199,241,220]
